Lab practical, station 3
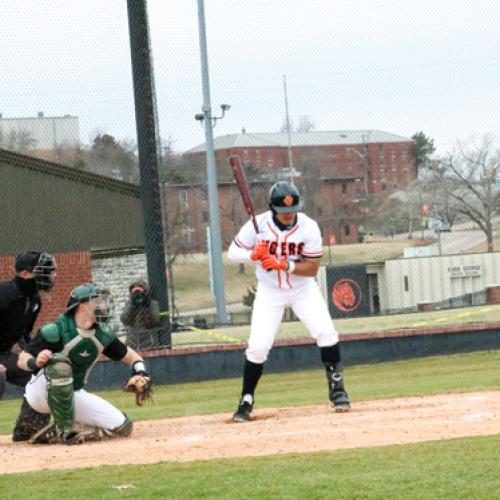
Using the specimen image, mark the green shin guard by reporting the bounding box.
[44,355,75,439]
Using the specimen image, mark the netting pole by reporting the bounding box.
[127,0,170,346]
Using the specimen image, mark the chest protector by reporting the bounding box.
[40,314,117,390]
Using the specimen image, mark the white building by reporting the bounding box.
[0,112,80,150]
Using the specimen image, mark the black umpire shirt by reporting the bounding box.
[0,277,41,353]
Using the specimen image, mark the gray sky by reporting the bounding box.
[1,0,500,153]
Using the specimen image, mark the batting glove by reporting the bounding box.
[250,241,268,261]
[261,254,288,271]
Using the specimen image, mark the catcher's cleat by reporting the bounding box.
[233,398,253,422]
[12,398,50,442]
[327,372,351,412]
[30,423,61,444]
[62,429,101,445]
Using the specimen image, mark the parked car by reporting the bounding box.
[429,217,451,232]
[440,220,451,232]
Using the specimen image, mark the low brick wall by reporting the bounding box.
[486,285,500,305]
[0,252,91,330]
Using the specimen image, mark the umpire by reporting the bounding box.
[0,251,56,440]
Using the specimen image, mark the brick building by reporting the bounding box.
[173,129,415,250]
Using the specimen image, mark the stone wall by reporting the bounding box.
[91,252,149,333]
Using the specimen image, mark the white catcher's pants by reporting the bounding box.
[25,371,126,430]
[246,280,339,364]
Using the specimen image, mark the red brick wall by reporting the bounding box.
[0,251,91,331]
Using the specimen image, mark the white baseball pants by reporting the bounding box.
[25,371,126,430]
[246,280,339,364]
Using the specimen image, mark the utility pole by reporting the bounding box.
[196,0,228,324]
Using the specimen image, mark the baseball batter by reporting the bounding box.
[228,181,350,421]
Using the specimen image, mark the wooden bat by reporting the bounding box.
[229,155,259,234]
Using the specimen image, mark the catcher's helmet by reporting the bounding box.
[269,181,303,213]
[15,251,57,291]
[66,282,114,325]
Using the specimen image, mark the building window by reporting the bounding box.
[179,190,188,211]
[344,224,350,237]
[202,211,209,223]
[381,182,386,191]
[341,182,347,195]
[182,224,193,244]
[404,275,409,292]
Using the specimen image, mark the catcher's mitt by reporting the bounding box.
[126,374,153,406]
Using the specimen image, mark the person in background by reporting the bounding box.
[120,279,161,349]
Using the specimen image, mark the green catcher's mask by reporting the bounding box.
[66,283,114,325]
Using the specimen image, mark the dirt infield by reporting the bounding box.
[2,391,500,475]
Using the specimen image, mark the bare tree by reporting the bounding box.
[418,165,459,227]
[279,114,315,133]
[433,136,500,252]
[0,129,38,153]
[296,115,316,133]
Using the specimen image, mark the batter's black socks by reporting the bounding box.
[241,359,263,397]
[320,343,342,367]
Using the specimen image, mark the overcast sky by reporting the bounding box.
[1,0,500,153]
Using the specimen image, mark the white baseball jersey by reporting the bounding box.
[233,210,323,289]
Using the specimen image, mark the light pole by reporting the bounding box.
[196,0,228,324]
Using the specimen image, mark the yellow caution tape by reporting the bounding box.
[159,310,241,343]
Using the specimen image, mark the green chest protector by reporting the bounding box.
[41,314,117,390]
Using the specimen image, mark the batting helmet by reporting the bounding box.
[15,251,57,291]
[269,181,303,213]
[66,282,114,325]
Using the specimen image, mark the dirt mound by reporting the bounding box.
[2,391,500,475]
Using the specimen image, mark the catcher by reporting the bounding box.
[17,282,152,445]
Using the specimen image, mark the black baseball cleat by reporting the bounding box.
[233,399,253,422]
[12,397,51,442]
[327,372,351,412]
[30,423,61,444]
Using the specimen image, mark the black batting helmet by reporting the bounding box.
[269,181,303,213]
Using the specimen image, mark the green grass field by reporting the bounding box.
[1,350,500,498]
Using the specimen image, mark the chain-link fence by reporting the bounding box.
[2,1,500,350]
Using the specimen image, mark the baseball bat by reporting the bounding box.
[229,155,259,234]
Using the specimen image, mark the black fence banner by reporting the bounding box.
[326,265,370,318]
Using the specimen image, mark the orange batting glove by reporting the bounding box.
[261,254,288,271]
[250,241,268,261]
